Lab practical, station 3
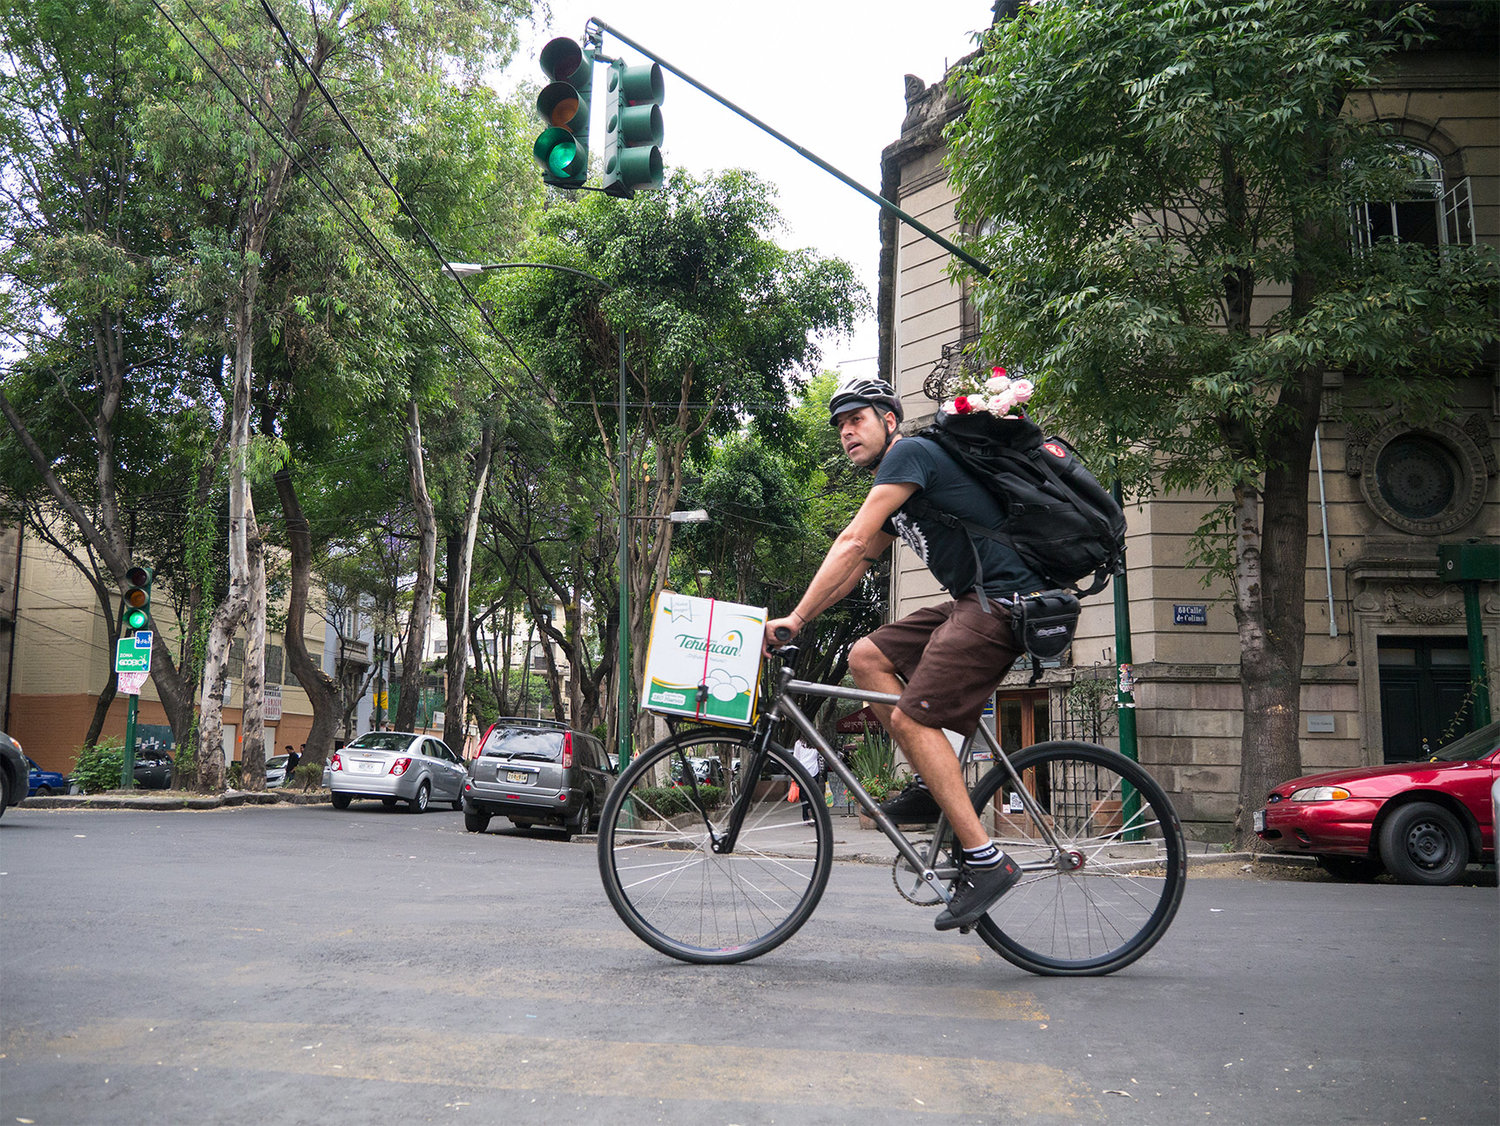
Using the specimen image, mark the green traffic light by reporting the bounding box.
[122,564,152,630]
[534,37,593,188]
[602,59,665,198]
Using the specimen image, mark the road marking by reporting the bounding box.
[37,1018,1098,1118]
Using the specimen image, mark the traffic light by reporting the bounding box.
[602,58,665,199]
[533,37,594,188]
[122,565,153,632]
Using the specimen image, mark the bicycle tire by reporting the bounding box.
[597,728,834,964]
[961,740,1187,975]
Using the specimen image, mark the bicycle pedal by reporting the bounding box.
[958,924,973,935]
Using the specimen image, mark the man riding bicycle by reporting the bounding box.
[764,374,1045,931]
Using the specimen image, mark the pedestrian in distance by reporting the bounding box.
[791,737,823,823]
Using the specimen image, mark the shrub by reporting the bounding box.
[291,761,324,789]
[71,738,126,794]
[633,784,725,818]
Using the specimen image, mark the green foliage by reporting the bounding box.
[71,739,126,794]
[945,0,1499,541]
[634,784,726,818]
[850,737,900,802]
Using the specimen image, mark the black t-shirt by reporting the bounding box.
[875,435,1046,597]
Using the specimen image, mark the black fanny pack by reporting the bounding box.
[1003,590,1081,684]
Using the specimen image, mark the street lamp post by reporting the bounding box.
[445,261,631,767]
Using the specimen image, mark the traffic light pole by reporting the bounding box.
[587,19,994,280]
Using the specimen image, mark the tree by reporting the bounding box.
[485,170,864,754]
[945,0,1500,846]
[0,0,225,770]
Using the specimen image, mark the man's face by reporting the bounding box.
[835,405,894,469]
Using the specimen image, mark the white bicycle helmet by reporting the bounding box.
[827,374,903,426]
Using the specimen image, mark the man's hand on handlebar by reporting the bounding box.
[763,616,800,656]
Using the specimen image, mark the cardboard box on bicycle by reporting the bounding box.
[642,592,766,727]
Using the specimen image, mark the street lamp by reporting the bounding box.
[444,259,632,768]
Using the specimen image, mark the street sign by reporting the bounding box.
[118,671,149,695]
[115,637,152,674]
[133,630,153,649]
[264,684,282,722]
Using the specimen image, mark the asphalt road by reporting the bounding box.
[1,805,1495,1125]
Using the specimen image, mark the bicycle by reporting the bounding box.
[597,642,1187,976]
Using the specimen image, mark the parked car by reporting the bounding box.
[463,719,615,838]
[327,731,466,813]
[672,756,725,787]
[0,732,27,820]
[133,750,173,790]
[1256,717,1499,884]
[265,755,289,787]
[26,757,70,796]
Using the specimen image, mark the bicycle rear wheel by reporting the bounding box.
[597,728,833,964]
[966,740,1186,975]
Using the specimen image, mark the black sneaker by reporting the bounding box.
[879,780,941,824]
[934,855,1021,931]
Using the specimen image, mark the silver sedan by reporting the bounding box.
[328,732,466,814]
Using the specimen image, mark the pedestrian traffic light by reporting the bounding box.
[122,565,152,632]
[534,37,594,188]
[602,58,665,199]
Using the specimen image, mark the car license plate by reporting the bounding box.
[355,761,381,774]
[1253,809,1266,833]
[506,770,530,783]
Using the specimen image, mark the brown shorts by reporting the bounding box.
[867,593,1023,735]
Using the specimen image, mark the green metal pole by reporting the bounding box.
[1461,581,1492,728]
[1112,479,1140,840]
[588,19,993,279]
[121,693,138,790]
[617,325,632,768]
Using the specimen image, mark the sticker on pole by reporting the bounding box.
[118,671,149,695]
[641,592,765,727]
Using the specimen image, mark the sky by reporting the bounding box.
[492,1,997,377]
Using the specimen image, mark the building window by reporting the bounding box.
[1356,420,1489,536]
[1351,142,1473,249]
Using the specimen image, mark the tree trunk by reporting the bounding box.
[443,422,493,752]
[395,399,437,733]
[1232,367,1321,849]
[274,467,342,769]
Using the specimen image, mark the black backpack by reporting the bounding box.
[908,410,1126,599]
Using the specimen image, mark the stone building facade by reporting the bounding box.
[876,7,1499,839]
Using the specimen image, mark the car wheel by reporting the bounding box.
[562,797,592,841]
[330,792,352,810]
[464,807,491,833]
[382,797,398,809]
[409,782,430,814]
[1378,802,1468,885]
[0,768,10,819]
[1317,855,1384,881]
[34,785,52,797]
[451,798,463,811]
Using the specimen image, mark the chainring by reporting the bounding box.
[892,838,953,906]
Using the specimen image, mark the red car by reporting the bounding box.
[1255,718,1499,885]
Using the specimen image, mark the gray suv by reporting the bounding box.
[463,720,615,838]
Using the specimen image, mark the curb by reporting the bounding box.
[19,789,331,811]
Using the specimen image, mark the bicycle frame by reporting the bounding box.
[711,661,1072,906]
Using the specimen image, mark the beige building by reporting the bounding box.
[3,528,321,777]
[877,9,1498,838]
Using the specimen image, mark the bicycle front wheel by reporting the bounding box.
[597,728,833,964]
[967,741,1186,975]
